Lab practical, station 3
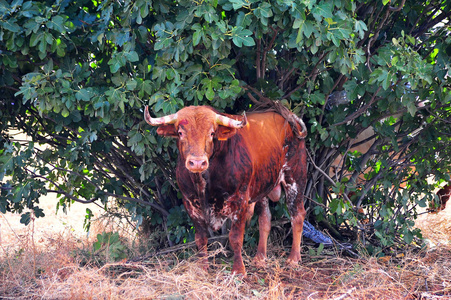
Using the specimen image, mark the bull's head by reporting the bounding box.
[144,106,247,173]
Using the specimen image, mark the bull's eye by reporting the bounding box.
[178,131,183,138]
[210,132,215,137]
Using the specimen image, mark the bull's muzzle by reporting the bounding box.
[186,155,209,173]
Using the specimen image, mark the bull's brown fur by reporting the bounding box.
[145,105,307,275]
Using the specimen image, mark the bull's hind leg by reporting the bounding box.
[283,144,307,265]
[283,175,306,265]
[252,197,271,267]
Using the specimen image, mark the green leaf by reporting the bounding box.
[20,212,31,225]
[48,15,66,33]
[115,31,130,46]
[311,2,333,21]
[355,20,368,39]
[310,91,325,105]
[329,198,341,215]
[0,20,20,33]
[128,131,143,146]
[255,2,273,18]
[76,89,93,101]
[403,229,413,244]
[406,101,417,117]
[3,54,18,68]
[29,32,43,47]
[303,20,315,38]
[293,18,304,29]
[231,27,255,47]
[125,51,139,62]
[294,19,304,44]
[233,35,254,47]
[126,79,137,90]
[193,30,202,46]
[205,82,215,100]
[33,207,45,218]
[108,58,122,73]
[54,39,67,56]
[229,0,247,10]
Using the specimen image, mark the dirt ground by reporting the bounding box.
[0,193,105,250]
[415,199,451,247]
[0,191,450,299]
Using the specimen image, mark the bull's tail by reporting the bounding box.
[247,98,308,139]
[272,101,307,139]
[289,113,307,139]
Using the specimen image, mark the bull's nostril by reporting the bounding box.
[201,161,207,167]
[189,161,195,166]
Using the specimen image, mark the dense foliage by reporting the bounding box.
[1,0,450,253]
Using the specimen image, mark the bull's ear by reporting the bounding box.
[217,126,238,141]
[156,124,178,137]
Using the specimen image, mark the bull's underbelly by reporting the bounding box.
[184,199,231,231]
[206,206,229,231]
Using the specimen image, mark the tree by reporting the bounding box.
[1,0,450,252]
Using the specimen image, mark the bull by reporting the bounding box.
[144,105,308,274]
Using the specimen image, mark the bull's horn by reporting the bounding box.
[216,112,247,129]
[144,105,178,126]
[298,118,307,138]
[291,114,307,139]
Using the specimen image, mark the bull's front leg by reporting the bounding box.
[183,198,209,270]
[229,216,247,274]
[193,220,209,269]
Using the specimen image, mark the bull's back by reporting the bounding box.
[240,112,292,161]
[237,112,296,198]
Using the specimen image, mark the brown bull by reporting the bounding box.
[144,105,307,274]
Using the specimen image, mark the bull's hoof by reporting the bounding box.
[199,262,209,272]
[252,254,267,268]
[286,253,301,267]
[197,257,209,271]
[231,264,246,276]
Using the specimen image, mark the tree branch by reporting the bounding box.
[388,0,406,12]
[333,86,382,126]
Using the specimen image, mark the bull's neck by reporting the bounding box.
[190,172,207,195]
[189,172,210,223]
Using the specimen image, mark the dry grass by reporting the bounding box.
[1,235,450,299]
[1,204,451,299]
[416,211,451,248]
